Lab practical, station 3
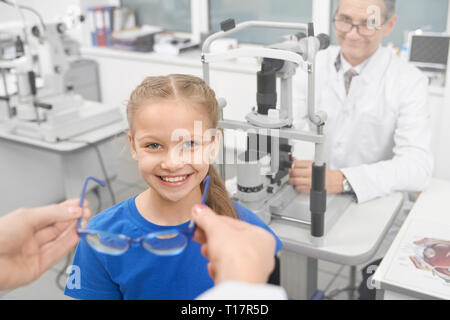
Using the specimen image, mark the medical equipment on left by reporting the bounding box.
[0,3,124,143]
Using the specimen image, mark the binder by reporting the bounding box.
[94,7,107,47]
[113,7,124,32]
[104,6,115,47]
[86,7,97,46]
[112,7,136,33]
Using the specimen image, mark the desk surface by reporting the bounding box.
[269,192,404,266]
[0,120,127,152]
[373,179,450,300]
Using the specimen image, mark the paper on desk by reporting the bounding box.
[384,218,450,299]
[112,25,163,40]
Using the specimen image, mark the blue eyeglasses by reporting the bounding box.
[77,176,210,256]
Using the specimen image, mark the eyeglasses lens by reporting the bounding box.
[142,231,188,256]
[335,20,376,36]
[86,232,131,255]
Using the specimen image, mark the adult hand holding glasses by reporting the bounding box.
[191,204,276,285]
[0,199,91,290]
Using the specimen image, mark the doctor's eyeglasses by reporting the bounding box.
[333,17,384,37]
[76,175,210,256]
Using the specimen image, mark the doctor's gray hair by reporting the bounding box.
[384,0,396,20]
[335,0,396,21]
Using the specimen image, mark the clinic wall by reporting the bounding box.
[3,0,450,182]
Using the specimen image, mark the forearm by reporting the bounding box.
[342,154,433,203]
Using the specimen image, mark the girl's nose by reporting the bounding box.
[160,149,186,171]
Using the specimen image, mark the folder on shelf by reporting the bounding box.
[113,7,136,33]
[86,7,97,46]
[94,7,107,47]
[104,6,114,47]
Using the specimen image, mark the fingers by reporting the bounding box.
[24,199,90,230]
[192,204,241,239]
[201,243,209,259]
[191,204,221,236]
[191,204,248,239]
[288,177,310,186]
[207,262,216,282]
[291,159,313,169]
[295,185,310,194]
[39,220,80,272]
[289,160,312,180]
[27,203,83,231]
[289,167,311,179]
[34,201,91,246]
[60,198,88,208]
[35,224,65,247]
[193,227,206,244]
[289,159,313,193]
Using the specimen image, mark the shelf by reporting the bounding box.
[80,46,261,75]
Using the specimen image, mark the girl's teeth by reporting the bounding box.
[162,175,188,182]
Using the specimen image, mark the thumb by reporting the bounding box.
[191,204,218,235]
[28,203,83,230]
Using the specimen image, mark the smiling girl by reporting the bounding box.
[64,74,282,300]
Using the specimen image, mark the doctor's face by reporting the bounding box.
[335,0,396,66]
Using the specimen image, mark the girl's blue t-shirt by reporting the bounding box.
[64,197,283,300]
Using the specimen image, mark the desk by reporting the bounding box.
[0,121,127,215]
[373,179,450,300]
[269,192,404,299]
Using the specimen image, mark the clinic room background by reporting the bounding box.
[0,0,449,301]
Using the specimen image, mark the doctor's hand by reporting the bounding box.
[0,199,91,290]
[191,204,276,285]
[288,158,345,194]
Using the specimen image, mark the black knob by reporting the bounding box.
[31,25,41,38]
[220,19,235,32]
[56,23,67,34]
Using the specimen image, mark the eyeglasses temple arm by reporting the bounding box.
[200,176,210,205]
[78,176,106,229]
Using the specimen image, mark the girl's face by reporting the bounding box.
[128,99,219,203]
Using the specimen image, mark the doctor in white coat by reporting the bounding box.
[290,0,433,204]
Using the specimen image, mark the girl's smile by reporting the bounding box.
[157,173,194,187]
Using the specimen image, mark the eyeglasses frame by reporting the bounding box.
[333,16,385,37]
[76,175,211,255]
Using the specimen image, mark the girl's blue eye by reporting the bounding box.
[147,143,161,150]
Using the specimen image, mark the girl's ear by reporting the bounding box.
[128,133,138,160]
[209,130,222,161]
[204,129,222,163]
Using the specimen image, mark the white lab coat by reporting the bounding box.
[293,45,433,203]
[196,281,288,300]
